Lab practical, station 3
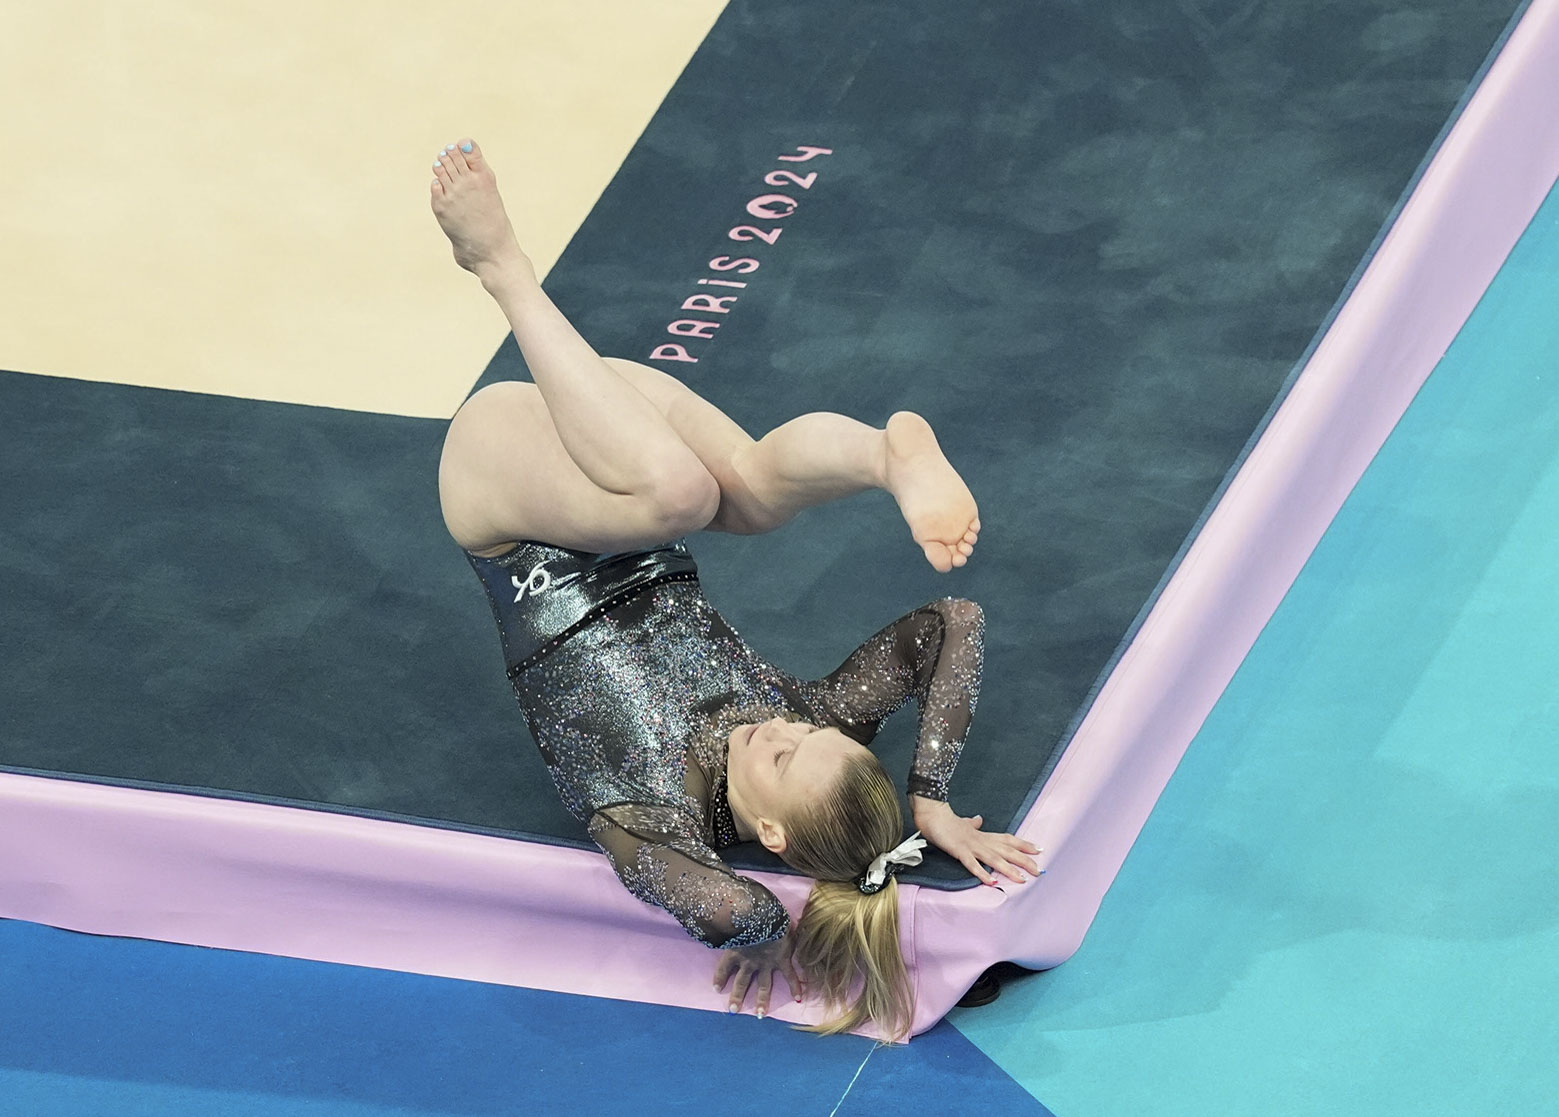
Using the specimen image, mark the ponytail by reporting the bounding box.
[793,877,912,1041]
[779,750,915,1043]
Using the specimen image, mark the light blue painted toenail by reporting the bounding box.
[461,142,473,153]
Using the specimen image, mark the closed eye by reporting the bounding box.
[777,727,819,773]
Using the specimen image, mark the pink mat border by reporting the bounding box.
[4,0,1558,1041]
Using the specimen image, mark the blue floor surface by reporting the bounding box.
[0,918,1051,1116]
[950,187,1559,1114]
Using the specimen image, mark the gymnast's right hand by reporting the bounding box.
[713,930,803,1017]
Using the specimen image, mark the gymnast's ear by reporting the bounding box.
[756,817,788,856]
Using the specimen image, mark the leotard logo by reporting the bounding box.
[511,562,553,604]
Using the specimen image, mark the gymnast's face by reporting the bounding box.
[726,717,869,855]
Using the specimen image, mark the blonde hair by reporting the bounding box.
[781,750,914,1043]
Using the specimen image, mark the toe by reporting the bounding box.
[442,143,465,176]
[450,138,483,171]
[923,542,953,573]
[957,540,974,556]
[433,155,454,188]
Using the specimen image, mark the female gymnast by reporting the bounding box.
[429,138,1040,1041]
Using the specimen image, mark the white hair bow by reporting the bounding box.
[859,831,928,894]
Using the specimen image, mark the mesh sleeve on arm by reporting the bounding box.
[588,803,791,949]
[806,596,985,801]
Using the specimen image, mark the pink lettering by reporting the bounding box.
[650,145,832,364]
[681,294,739,314]
[765,170,817,190]
[649,343,698,364]
[708,255,761,274]
[668,319,721,339]
[746,194,798,221]
[777,145,834,163]
[728,225,782,245]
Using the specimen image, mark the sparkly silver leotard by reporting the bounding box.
[466,538,984,950]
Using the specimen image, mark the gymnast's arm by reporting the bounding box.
[808,595,986,800]
[587,803,791,949]
[809,596,1040,884]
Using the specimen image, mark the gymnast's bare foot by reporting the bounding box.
[428,138,533,286]
[882,411,981,573]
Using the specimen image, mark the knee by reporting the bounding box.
[646,466,722,537]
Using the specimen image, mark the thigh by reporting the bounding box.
[601,359,771,534]
[438,380,706,555]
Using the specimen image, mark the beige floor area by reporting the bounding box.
[0,1,727,418]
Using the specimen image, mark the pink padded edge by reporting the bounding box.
[3,0,1557,1041]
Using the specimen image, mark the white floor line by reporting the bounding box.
[828,1043,882,1117]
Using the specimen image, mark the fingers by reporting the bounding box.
[712,951,738,992]
[987,837,1040,878]
[1001,835,1043,876]
[963,834,1047,886]
[970,854,1026,885]
[755,970,773,1019]
[992,856,1029,884]
[784,957,805,1003]
[716,943,805,1018]
[961,854,997,886]
[988,837,1044,881]
[727,966,754,1014]
[716,950,762,1015]
[718,963,793,1016]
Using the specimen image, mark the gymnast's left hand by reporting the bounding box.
[713,930,802,1017]
[911,796,1041,886]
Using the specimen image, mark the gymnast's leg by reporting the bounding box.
[431,138,979,570]
[431,139,722,556]
[602,359,981,573]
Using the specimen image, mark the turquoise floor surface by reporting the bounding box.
[950,187,1559,1114]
